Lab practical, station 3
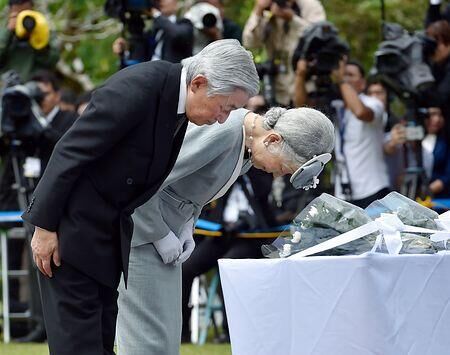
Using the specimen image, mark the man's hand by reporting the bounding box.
[174,218,195,266]
[112,37,128,55]
[254,0,271,16]
[154,231,183,264]
[31,227,60,278]
[7,10,19,32]
[430,179,444,195]
[271,3,294,21]
[295,59,308,78]
[390,123,407,145]
[331,58,346,84]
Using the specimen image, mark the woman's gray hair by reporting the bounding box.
[181,39,260,97]
[262,107,335,166]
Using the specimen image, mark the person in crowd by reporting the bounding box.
[296,58,390,207]
[0,0,59,81]
[31,71,78,171]
[181,167,277,344]
[117,106,335,355]
[203,0,243,42]
[366,79,404,191]
[243,0,326,106]
[425,0,450,27]
[184,2,224,54]
[22,39,259,355]
[421,20,450,134]
[112,0,193,66]
[384,107,450,198]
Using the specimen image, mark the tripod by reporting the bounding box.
[399,103,429,200]
[0,138,45,341]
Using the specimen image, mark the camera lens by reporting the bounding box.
[202,13,217,29]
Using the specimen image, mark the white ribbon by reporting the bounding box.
[431,211,450,247]
[290,212,450,259]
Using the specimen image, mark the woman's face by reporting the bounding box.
[250,133,299,178]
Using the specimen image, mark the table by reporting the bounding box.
[219,252,450,355]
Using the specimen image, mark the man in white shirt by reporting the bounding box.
[332,60,390,207]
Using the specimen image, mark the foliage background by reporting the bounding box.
[0,0,430,89]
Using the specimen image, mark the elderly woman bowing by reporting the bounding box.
[117,106,335,355]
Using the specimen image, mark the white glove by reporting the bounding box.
[174,218,195,266]
[153,231,183,264]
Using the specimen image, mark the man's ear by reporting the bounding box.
[189,75,208,93]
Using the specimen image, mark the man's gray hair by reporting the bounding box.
[262,107,335,166]
[182,39,260,97]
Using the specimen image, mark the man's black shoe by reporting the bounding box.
[15,324,47,343]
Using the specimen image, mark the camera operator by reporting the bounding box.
[243,0,325,107]
[419,20,450,135]
[203,0,242,42]
[0,0,59,81]
[184,2,224,55]
[112,0,193,66]
[296,57,390,207]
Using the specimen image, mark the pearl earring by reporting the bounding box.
[264,141,269,147]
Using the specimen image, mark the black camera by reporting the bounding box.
[373,23,435,98]
[0,71,45,141]
[273,0,288,7]
[255,61,279,106]
[292,21,349,76]
[105,0,155,18]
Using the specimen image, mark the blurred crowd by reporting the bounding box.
[0,0,449,345]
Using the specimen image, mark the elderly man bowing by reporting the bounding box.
[21,39,259,355]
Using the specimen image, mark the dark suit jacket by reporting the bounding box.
[22,61,188,288]
[151,17,193,63]
[39,109,78,171]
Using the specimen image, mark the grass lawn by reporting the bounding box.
[0,342,232,354]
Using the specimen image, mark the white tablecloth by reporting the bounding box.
[219,252,450,355]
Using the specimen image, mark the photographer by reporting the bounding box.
[295,57,390,207]
[243,0,325,107]
[0,0,59,81]
[112,0,193,66]
[184,2,223,55]
[384,107,450,198]
[30,71,78,171]
[204,0,242,42]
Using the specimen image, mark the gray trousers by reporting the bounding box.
[117,243,182,355]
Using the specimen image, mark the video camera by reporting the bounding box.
[0,71,46,142]
[373,23,436,99]
[292,21,349,77]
